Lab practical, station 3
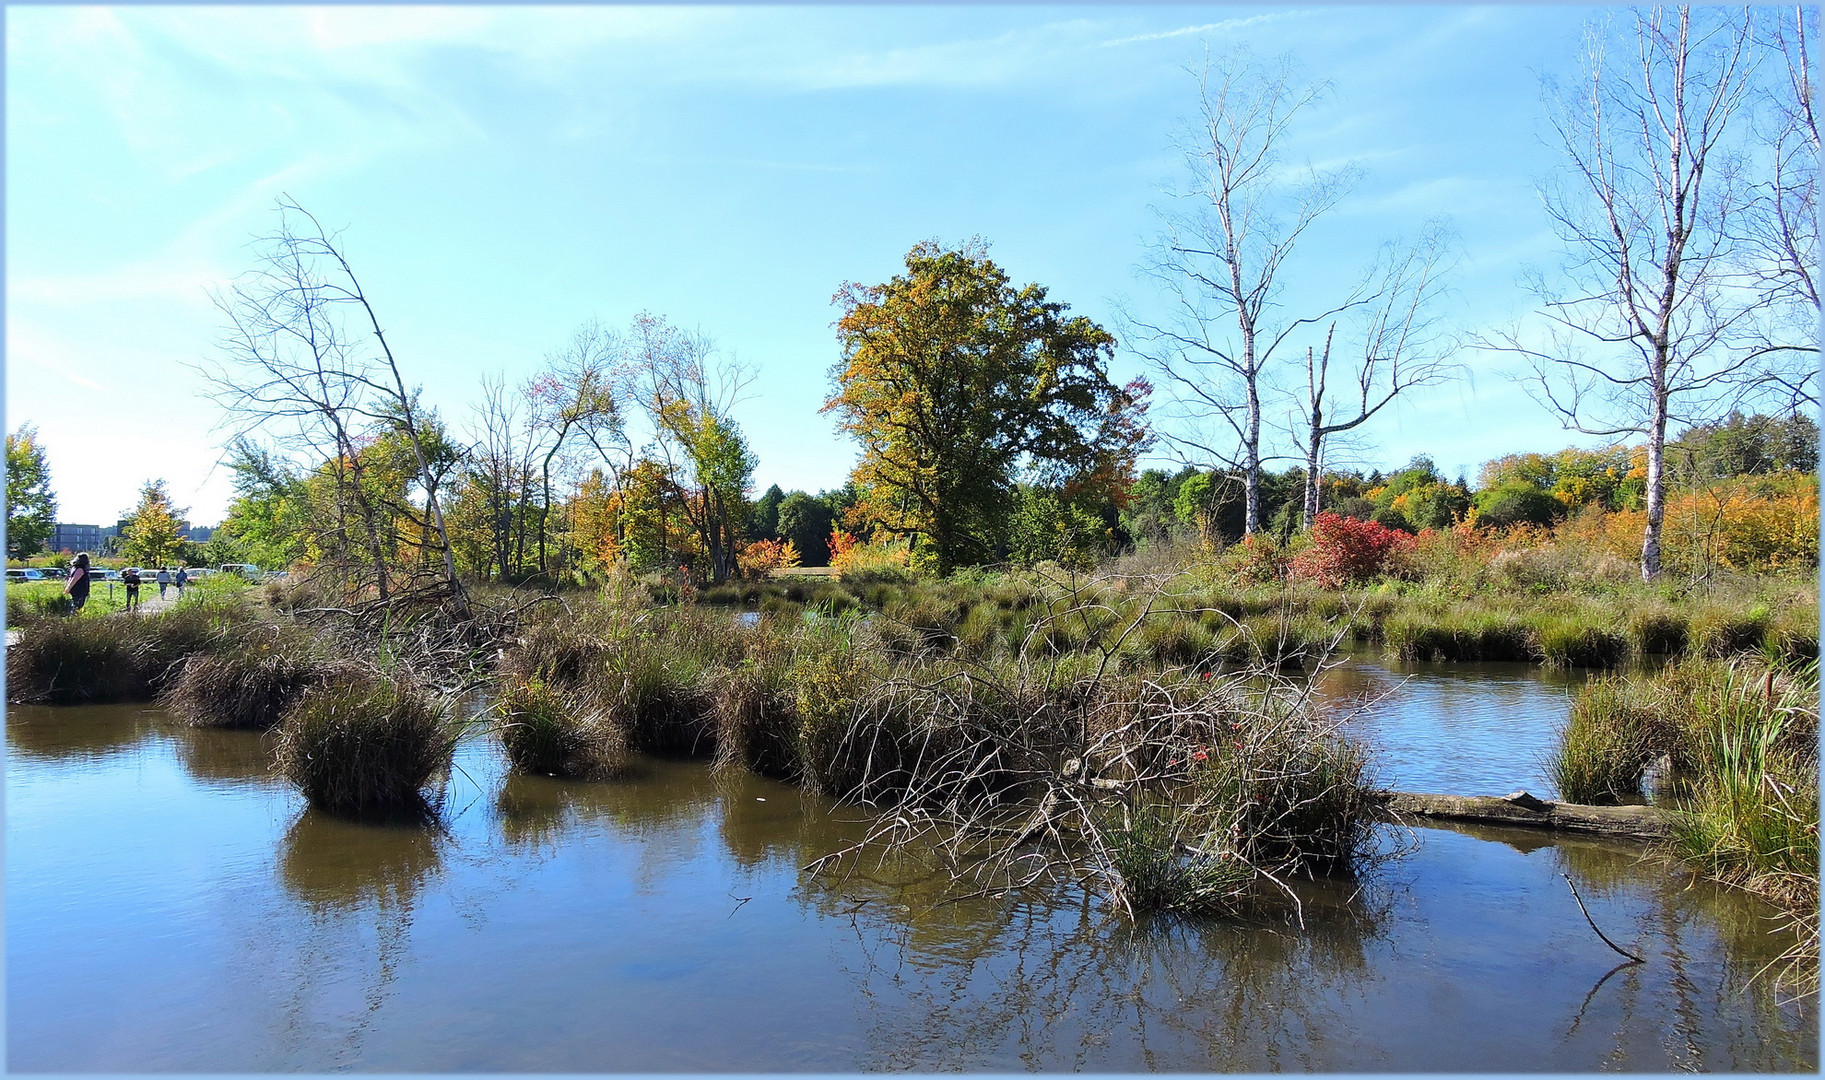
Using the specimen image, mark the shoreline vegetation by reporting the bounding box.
[6,550,1817,994]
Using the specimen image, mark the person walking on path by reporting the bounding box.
[63,552,92,614]
[123,566,141,612]
[156,567,171,600]
[175,567,189,599]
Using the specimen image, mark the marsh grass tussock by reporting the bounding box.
[1535,616,1630,669]
[6,615,155,704]
[496,679,628,780]
[275,670,455,817]
[162,623,340,728]
[1551,657,1819,995]
[1099,801,1256,915]
[5,596,257,705]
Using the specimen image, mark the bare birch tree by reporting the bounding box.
[527,322,625,576]
[1491,7,1761,580]
[1288,223,1458,528]
[459,374,539,581]
[1130,49,1369,535]
[1736,4,1820,407]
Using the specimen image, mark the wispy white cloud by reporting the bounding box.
[775,21,1101,92]
[5,321,109,391]
[1341,175,1503,218]
[1099,12,1306,49]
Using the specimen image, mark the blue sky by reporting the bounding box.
[8,4,1616,527]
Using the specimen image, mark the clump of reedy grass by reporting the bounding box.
[496,678,629,780]
[275,669,454,817]
[162,622,338,728]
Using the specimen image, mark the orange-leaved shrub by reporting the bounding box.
[737,538,800,579]
[829,527,912,579]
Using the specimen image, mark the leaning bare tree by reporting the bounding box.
[1129,49,1364,536]
[201,195,466,610]
[1288,223,1458,528]
[1490,7,1763,580]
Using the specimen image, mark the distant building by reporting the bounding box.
[50,523,106,554]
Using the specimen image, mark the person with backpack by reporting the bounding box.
[63,552,92,614]
[175,566,189,598]
[156,567,171,600]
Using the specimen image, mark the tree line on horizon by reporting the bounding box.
[4,6,1818,589]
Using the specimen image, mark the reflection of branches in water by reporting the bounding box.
[810,864,1392,1071]
[1550,837,1817,1069]
[1566,960,1634,1041]
[3,703,156,762]
[272,809,446,1068]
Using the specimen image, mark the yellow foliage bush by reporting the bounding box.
[830,534,912,579]
[1545,476,1817,575]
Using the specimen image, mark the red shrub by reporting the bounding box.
[1291,512,1414,587]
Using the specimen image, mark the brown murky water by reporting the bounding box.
[6,673,1815,1071]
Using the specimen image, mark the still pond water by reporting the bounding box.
[7,658,1815,1071]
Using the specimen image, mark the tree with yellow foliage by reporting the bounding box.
[825,240,1147,575]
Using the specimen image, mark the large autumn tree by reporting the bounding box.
[6,425,56,559]
[824,240,1148,575]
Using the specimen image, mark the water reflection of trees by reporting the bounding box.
[171,726,283,787]
[4,703,157,762]
[804,857,1390,1071]
[491,761,874,888]
[271,810,446,1067]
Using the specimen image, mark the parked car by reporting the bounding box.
[5,568,45,583]
[186,567,215,580]
[219,564,262,580]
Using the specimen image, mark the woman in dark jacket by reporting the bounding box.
[64,552,92,613]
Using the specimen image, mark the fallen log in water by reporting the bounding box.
[1370,789,1674,840]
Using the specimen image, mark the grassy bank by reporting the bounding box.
[5,573,247,627]
[489,588,1378,915]
[1553,657,1820,996]
[690,566,1814,671]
